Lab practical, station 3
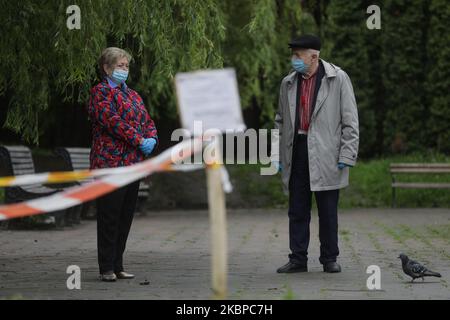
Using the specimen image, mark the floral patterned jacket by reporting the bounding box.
[88,78,158,169]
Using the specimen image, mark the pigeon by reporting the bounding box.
[398,253,442,282]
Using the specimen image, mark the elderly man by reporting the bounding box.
[271,35,359,273]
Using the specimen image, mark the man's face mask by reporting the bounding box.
[291,58,309,74]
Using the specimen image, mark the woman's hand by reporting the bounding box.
[140,138,157,156]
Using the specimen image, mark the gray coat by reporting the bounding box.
[271,59,359,194]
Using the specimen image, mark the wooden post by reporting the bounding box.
[205,137,228,300]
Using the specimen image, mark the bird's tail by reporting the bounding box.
[424,270,442,278]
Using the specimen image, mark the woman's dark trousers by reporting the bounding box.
[97,181,140,274]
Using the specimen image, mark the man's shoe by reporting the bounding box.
[116,271,135,279]
[100,271,117,282]
[277,261,308,273]
[323,262,341,273]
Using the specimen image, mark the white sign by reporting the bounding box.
[175,68,246,134]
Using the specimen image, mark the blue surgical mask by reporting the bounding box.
[111,69,129,84]
[291,58,309,74]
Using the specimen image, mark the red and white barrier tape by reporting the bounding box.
[0,138,206,221]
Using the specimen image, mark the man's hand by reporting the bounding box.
[140,138,157,156]
[272,161,283,173]
[338,162,353,170]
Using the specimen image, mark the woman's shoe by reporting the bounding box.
[100,271,117,282]
[116,271,135,279]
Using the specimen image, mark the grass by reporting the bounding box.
[367,232,383,251]
[339,229,351,242]
[282,284,296,300]
[426,224,450,241]
[377,221,450,260]
[341,153,450,208]
[228,153,450,209]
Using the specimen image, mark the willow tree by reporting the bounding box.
[0,0,306,145]
[221,0,303,127]
[0,0,226,144]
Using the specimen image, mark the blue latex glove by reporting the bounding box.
[140,138,157,156]
[272,161,283,173]
[338,162,353,170]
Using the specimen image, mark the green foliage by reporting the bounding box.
[381,0,429,154]
[0,0,304,144]
[0,0,227,143]
[0,0,449,159]
[322,0,450,156]
[341,153,450,208]
[426,0,450,153]
[221,0,302,125]
[233,154,450,209]
[324,0,377,157]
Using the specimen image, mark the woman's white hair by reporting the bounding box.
[98,47,132,77]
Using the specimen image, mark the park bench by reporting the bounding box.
[54,147,150,217]
[0,145,79,229]
[390,163,450,207]
[53,147,95,219]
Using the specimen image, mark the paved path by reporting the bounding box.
[0,208,449,300]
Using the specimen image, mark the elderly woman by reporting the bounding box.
[88,47,158,282]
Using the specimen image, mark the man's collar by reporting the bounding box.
[320,59,340,78]
[301,65,319,80]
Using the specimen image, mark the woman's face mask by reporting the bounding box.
[109,57,130,84]
[111,69,129,84]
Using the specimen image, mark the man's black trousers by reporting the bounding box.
[288,134,340,265]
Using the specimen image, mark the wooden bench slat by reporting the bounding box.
[72,162,89,166]
[13,170,36,176]
[70,154,91,160]
[71,160,90,166]
[10,158,34,164]
[392,182,450,189]
[4,146,31,152]
[72,165,90,169]
[391,168,450,173]
[9,151,33,158]
[12,167,35,174]
[11,163,35,170]
[390,163,450,168]
[65,148,91,153]
[70,157,90,162]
